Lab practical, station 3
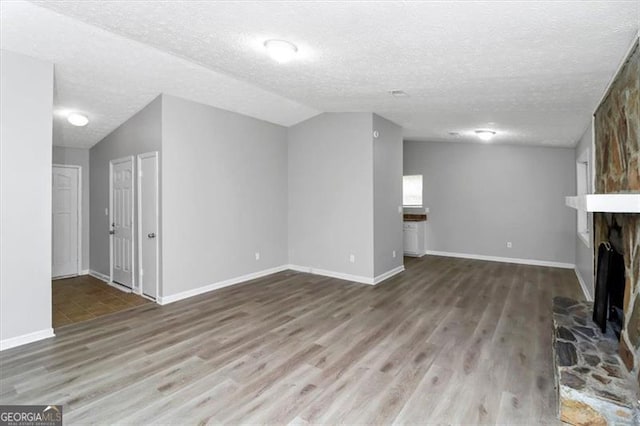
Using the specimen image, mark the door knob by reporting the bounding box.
[148,233,156,238]
[109,230,115,235]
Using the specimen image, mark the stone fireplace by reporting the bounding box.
[593,38,639,380]
[555,36,639,425]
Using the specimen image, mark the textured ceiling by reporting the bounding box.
[2,1,639,148]
[0,1,319,148]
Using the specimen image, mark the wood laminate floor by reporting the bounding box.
[0,256,582,425]
[52,275,151,327]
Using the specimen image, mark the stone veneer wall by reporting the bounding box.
[594,38,640,381]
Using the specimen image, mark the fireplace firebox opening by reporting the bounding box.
[593,215,626,339]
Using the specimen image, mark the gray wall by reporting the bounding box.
[403,140,576,264]
[53,146,90,272]
[575,125,594,298]
[373,114,404,276]
[90,96,162,277]
[0,50,53,343]
[288,113,375,278]
[161,94,288,297]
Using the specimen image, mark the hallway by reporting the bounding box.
[53,275,150,327]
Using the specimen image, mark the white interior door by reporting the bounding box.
[110,157,134,288]
[138,152,159,299]
[52,166,80,278]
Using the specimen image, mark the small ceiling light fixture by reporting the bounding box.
[389,90,409,97]
[475,129,496,141]
[67,112,89,127]
[264,39,298,63]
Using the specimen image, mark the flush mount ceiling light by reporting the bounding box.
[389,90,409,97]
[475,130,496,141]
[67,112,89,127]
[264,39,298,63]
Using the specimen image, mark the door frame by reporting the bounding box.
[52,164,82,278]
[109,156,135,288]
[136,151,160,300]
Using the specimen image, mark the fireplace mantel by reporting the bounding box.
[565,194,640,213]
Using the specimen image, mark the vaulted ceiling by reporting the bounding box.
[1,1,638,148]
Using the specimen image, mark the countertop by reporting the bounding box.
[403,214,427,222]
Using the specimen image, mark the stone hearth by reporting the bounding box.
[552,297,639,425]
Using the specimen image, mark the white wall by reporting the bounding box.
[0,50,54,347]
[161,94,288,298]
[575,125,595,298]
[288,113,375,279]
[90,96,162,277]
[373,114,404,276]
[53,146,90,272]
[403,140,576,265]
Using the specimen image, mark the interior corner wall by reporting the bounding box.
[53,146,91,272]
[403,140,576,265]
[160,94,288,298]
[0,50,54,345]
[373,114,404,276]
[574,125,595,298]
[89,95,162,278]
[288,113,375,279]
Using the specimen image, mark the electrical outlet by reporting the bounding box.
[105,208,109,216]
[255,252,260,260]
[506,242,512,248]
[349,254,355,263]
[392,250,396,258]
[398,206,403,213]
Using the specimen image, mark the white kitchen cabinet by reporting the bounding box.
[403,221,426,256]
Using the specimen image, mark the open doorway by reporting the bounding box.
[51,148,151,328]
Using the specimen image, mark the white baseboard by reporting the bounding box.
[287,264,375,285]
[158,263,400,305]
[89,269,110,282]
[404,252,425,258]
[158,265,290,305]
[0,328,55,351]
[574,268,593,301]
[286,264,405,285]
[89,270,132,293]
[424,250,575,269]
[373,265,405,284]
[80,269,90,275]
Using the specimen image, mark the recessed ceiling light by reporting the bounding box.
[475,130,496,141]
[67,112,89,127]
[389,90,409,97]
[264,39,298,63]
